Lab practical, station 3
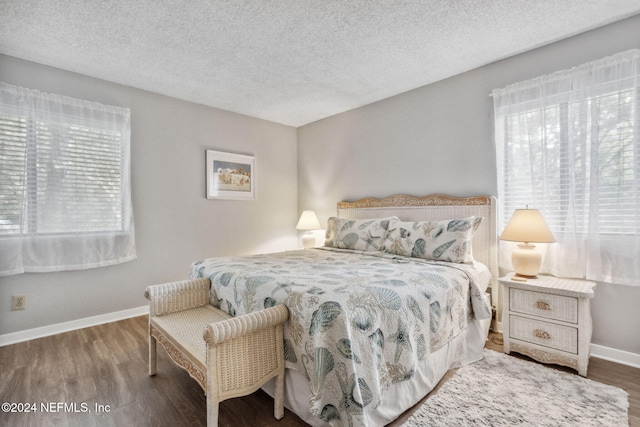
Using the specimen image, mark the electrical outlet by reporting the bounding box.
[12,294,27,311]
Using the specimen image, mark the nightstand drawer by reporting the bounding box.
[509,315,578,354]
[510,288,578,323]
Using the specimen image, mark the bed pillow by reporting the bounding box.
[383,216,482,264]
[324,217,396,251]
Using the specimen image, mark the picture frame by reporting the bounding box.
[206,150,256,200]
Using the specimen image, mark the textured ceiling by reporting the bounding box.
[1,1,639,127]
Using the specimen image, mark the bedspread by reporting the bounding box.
[189,248,491,426]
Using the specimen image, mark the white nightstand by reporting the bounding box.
[499,274,596,376]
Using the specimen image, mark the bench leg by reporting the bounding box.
[149,333,157,376]
[274,371,285,420]
[206,393,219,427]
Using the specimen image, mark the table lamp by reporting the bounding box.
[296,210,321,249]
[500,207,556,278]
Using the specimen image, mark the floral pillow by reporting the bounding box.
[383,217,482,263]
[324,217,397,251]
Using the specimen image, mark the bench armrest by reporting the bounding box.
[204,304,289,345]
[145,278,211,316]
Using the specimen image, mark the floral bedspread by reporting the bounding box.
[189,248,491,426]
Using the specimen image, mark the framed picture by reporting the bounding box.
[206,150,256,200]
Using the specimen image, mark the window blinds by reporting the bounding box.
[0,113,26,235]
[493,50,640,286]
[0,82,135,275]
[500,90,637,235]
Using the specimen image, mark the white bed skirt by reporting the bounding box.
[263,315,491,426]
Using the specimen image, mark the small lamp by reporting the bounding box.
[296,210,321,249]
[500,207,556,278]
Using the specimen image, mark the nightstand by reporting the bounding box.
[499,274,596,376]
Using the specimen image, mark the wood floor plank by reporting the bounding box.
[0,317,637,426]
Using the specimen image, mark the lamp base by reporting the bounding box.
[512,243,542,278]
[302,231,316,249]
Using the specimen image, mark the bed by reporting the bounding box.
[188,194,498,426]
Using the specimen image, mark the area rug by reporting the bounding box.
[403,349,629,426]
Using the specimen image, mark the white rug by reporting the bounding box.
[403,349,629,426]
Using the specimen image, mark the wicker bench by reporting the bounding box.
[145,278,289,426]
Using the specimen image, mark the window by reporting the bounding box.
[493,50,640,286]
[0,82,135,275]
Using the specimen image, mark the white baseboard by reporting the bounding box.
[2,307,639,370]
[590,344,640,369]
[0,305,149,347]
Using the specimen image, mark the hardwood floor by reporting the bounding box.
[1,316,638,426]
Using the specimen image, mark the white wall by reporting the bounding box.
[297,15,640,355]
[0,54,298,336]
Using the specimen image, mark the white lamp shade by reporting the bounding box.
[296,210,321,231]
[500,208,555,243]
[501,207,555,278]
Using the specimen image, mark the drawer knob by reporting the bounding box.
[534,301,551,310]
[533,329,551,339]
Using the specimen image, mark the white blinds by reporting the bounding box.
[0,82,136,275]
[0,113,26,235]
[493,50,640,286]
